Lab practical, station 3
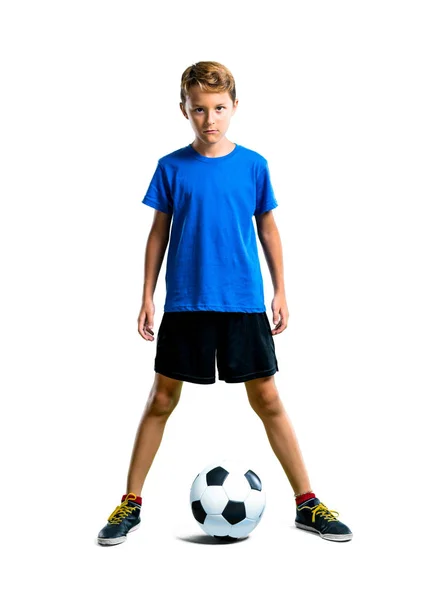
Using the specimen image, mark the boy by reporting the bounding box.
[97,61,352,545]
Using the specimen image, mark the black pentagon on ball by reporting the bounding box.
[244,469,262,491]
[206,466,229,486]
[222,500,246,524]
[191,500,207,524]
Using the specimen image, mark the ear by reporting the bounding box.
[232,99,239,114]
[179,102,189,119]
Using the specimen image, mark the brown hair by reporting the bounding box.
[180,61,237,107]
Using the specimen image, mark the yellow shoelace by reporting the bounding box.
[107,493,139,524]
[299,502,340,523]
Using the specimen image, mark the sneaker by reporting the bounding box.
[295,497,353,542]
[97,493,142,546]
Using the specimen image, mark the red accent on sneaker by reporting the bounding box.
[121,493,142,505]
[295,492,316,505]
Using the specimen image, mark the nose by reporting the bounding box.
[205,110,216,126]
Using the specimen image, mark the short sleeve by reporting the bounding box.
[142,162,173,214]
[254,160,278,216]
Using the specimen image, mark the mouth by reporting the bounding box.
[204,130,217,133]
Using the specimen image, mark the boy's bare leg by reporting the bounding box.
[244,376,312,496]
[126,374,184,496]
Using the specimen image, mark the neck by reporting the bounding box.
[191,137,235,158]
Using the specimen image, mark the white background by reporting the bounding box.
[1,0,425,597]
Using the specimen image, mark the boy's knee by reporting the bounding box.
[245,377,282,418]
[148,390,180,418]
[146,373,184,417]
[249,391,283,418]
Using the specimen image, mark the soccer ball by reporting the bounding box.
[190,459,266,540]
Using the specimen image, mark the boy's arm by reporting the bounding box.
[142,210,172,303]
[255,210,286,297]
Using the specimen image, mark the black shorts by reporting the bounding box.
[154,311,279,385]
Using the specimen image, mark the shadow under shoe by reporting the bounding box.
[97,493,142,546]
[295,497,353,542]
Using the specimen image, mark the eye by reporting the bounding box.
[194,106,225,113]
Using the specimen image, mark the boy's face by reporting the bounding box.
[180,89,238,144]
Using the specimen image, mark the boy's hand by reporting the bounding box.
[138,300,155,341]
[271,293,289,335]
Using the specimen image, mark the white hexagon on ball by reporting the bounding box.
[200,486,228,514]
[189,473,207,504]
[245,488,266,520]
[202,515,232,537]
[230,518,258,538]
[222,472,251,502]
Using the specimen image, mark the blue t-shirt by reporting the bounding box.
[142,143,278,313]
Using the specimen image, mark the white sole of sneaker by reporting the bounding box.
[97,523,141,546]
[295,521,353,542]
